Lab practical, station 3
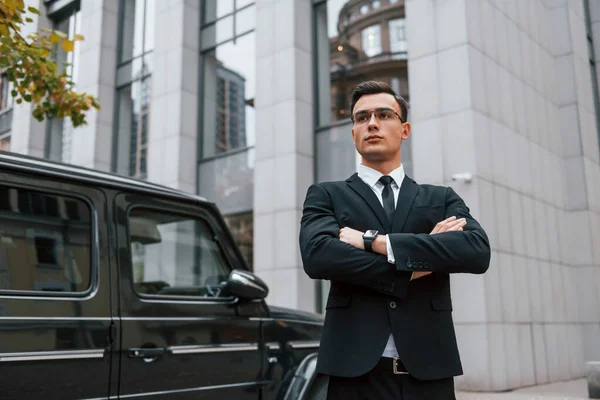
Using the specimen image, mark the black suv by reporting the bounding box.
[0,152,325,400]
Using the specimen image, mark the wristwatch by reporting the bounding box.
[363,230,379,252]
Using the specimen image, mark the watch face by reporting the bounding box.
[364,230,378,239]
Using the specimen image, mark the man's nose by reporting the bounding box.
[367,113,378,128]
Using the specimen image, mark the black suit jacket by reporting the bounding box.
[299,173,491,380]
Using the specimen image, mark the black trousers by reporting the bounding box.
[326,358,456,400]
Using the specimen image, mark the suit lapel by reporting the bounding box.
[346,173,389,231]
[392,176,419,232]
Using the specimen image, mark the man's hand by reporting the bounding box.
[412,216,467,280]
[338,227,364,250]
[339,218,467,280]
[430,216,466,234]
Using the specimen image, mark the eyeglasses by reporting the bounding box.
[351,108,404,125]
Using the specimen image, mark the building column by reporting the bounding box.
[70,0,118,171]
[146,0,199,192]
[253,0,315,311]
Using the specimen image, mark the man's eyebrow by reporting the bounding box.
[354,107,395,113]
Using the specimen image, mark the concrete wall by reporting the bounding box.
[406,0,600,391]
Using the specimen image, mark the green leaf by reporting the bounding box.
[16,99,22,104]
[10,90,17,97]
[28,7,40,15]
[25,18,33,23]
[23,94,32,102]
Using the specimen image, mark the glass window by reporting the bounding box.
[201,32,255,158]
[223,212,253,270]
[360,5,368,14]
[361,25,382,57]
[0,74,10,112]
[0,187,92,294]
[203,0,234,24]
[115,0,154,178]
[120,0,154,62]
[128,208,231,298]
[372,1,381,9]
[314,1,411,131]
[115,79,151,179]
[200,1,256,269]
[45,6,81,164]
[198,148,254,214]
[389,18,407,57]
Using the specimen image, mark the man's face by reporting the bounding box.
[351,93,410,164]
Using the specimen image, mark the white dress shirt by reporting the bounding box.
[356,163,404,358]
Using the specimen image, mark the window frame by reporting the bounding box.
[0,183,98,298]
[125,203,238,303]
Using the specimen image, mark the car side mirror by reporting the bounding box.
[225,270,269,301]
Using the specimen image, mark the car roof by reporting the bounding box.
[0,151,209,204]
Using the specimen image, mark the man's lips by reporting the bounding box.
[365,135,383,142]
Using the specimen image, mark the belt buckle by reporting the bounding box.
[393,357,409,375]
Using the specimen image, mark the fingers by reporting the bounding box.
[430,216,456,234]
[430,216,467,234]
[445,218,466,232]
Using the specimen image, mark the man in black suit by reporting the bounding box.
[299,81,491,399]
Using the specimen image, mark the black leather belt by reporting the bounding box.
[374,357,410,375]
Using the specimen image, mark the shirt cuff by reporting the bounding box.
[385,235,395,264]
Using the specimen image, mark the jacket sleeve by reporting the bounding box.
[388,187,491,274]
[299,184,412,298]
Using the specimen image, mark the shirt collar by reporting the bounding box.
[357,164,405,189]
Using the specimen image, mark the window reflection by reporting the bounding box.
[129,208,231,297]
[314,0,412,177]
[0,74,11,112]
[46,6,81,164]
[0,187,92,294]
[202,32,256,158]
[389,19,407,57]
[120,0,154,62]
[224,212,253,270]
[361,25,382,57]
[315,0,410,126]
[200,0,256,272]
[115,0,154,178]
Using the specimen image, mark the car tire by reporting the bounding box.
[304,374,328,400]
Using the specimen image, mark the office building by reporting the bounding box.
[1,0,599,391]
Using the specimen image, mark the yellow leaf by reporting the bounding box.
[74,34,84,41]
[60,39,74,52]
[48,31,62,45]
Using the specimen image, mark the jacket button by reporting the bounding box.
[389,301,397,309]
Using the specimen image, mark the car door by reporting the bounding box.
[115,191,266,399]
[0,172,114,399]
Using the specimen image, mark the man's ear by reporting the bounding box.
[351,128,355,141]
[401,122,411,140]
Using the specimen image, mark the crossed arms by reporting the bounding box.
[299,184,491,296]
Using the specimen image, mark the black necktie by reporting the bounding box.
[378,175,396,223]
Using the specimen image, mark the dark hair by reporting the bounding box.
[350,81,409,122]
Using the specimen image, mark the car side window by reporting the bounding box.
[128,207,232,298]
[0,185,92,294]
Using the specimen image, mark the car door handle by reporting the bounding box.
[128,347,165,361]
